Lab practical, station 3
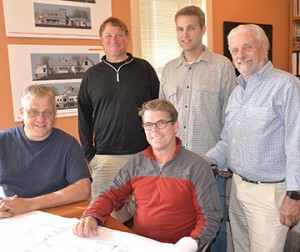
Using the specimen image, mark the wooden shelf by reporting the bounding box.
[289,0,300,75]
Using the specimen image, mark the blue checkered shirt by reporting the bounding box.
[206,61,300,190]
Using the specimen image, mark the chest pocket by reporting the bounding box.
[162,84,178,105]
[240,106,279,133]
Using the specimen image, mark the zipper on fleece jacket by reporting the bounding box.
[103,58,134,82]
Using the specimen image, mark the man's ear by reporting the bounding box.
[174,120,179,134]
[262,42,269,60]
[201,25,207,35]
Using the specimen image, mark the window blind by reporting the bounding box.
[138,0,206,77]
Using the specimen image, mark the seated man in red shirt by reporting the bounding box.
[73,99,221,251]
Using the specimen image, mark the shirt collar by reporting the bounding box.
[236,60,273,89]
[101,52,133,63]
[176,45,209,68]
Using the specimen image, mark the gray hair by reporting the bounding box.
[21,84,56,108]
[227,24,270,51]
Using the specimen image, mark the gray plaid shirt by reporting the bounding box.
[160,46,237,156]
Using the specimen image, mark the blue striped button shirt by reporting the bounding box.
[206,61,300,190]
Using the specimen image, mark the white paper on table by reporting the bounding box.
[0,211,178,252]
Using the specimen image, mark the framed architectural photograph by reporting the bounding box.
[34,3,92,30]
[8,45,104,121]
[31,53,98,81]
[3,0,111,39]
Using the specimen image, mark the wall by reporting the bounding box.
[0,0,289,140]
[0,0,131,140]
[212,0,289,71]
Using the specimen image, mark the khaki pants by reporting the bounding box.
[89,154,135,223]
[229,174,288,252]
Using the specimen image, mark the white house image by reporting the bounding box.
[55,86,78,110]
[34,57,94,80]
[48,58,78,74]
[35,64,48,79]
[35,8,89,28]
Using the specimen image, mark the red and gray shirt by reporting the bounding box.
[83,138,222,245]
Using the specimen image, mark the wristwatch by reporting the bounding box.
[286,191,300,200]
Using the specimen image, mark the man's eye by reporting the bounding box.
[231,49,238,54]
[244,45,253,51]
[157,120,166,127]
[144,123,153,127]
[187,26,195,31]
[104,34,112,39]
[30,110,39,116]
[43,111,54,116]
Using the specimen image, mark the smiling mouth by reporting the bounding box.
[237,58,252,65]
[151,135,163,139]
[34,124,46,128]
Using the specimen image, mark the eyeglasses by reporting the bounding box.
[25,109,55,118]
[101,33,126,40]
[142,120,175,131]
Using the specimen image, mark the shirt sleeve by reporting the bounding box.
[65,137,91,184]
[283,78,300,191]
[83,162,133,223]
[190,159,223,245]
[77,73,96,162]
[219,60,237,127]
[205,118,229,171]
[146,61,160,100]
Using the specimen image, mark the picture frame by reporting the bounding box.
[8,44,104,121]
[3,0,111,39]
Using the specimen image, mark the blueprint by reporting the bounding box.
[0,211,178,251]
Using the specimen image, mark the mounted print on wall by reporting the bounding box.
[34,3,92,30]
[3,0,111,39]
[31,53,96,81]
[8,45,104,122]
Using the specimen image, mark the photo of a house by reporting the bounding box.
[31,53,99,81]
[3,0,111,39]
[8,44,103,121]
[46,84,81,110]
[34,3,91,29]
